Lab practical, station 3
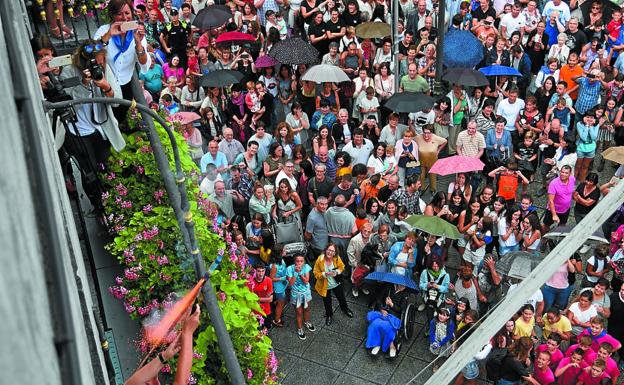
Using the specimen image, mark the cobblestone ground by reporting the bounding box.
[269,157,623,385]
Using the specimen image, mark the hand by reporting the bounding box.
[385,297,393,307]
[133,27,145,43]
[161,333,182,361]
[109,22,124,36]
[478,294,487,303]
[431,342,439,349]
[485,256,496,270]
[552,213,560,224]
[36,56,52,75]
[295,265,302,272]
[182,305,201,334]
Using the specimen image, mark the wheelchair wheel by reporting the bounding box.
[401,302,417,341]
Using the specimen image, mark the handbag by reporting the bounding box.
[274,216,303,244]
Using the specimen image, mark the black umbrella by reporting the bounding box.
[442,68,489,87]
[199,70,244,87]
[193,5,231,30]
[268,37,319,65]
[384,92,434,113]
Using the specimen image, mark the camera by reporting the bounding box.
[88,58,104,81]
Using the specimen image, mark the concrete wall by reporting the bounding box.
[0,2,108,384]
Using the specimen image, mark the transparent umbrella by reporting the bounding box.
[495,251,543,280]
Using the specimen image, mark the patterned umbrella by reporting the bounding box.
[254,54,279,68]
[443,30,484,69]
[428,155,485,175]
[268,37,319,65]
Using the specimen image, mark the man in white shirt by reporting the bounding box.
[542,0,570,25]
[218,127,245,165]
[496,87,525,139]
[342,128,375,165]
[408,108,435,135]
[499,2,526,39]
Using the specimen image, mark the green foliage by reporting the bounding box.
[101,111,278,384]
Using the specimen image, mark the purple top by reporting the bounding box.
[548,175,576,214]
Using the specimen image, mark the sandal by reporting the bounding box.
[49,26,70,40]
[62,25,75,38]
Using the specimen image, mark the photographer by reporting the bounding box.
[60,40,125,213]
[94,0,151,123]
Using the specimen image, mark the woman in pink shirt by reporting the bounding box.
[541,257,577,310]
[162,55,185,88]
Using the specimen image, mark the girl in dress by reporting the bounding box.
[429,306,456,358]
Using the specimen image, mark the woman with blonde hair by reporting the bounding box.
[313,242,354,326]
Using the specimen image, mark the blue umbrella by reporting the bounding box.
[365,272,418,290]
[443,30,484,69]
[479,65,522,77]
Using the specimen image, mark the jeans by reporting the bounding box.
[497,379,521,385]
[541,284,574,310]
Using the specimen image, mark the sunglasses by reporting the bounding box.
[83,42,104,55]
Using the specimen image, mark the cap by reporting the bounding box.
[170,8,179,16]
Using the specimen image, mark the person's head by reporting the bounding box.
[459,265,473,282]
[568,17,579,32]
[520,303,534,321]
[519,194,533,212]
[466,120,477,135]
[590,316,606,335]
[208,140,219,156]
[535,351,551,369]
[406,174,420,192]
[268,142,283,159]
[567,52,579,66]
[293,253,306,269]
[407,62,418,79]
[597,342,614,361]
[436,306,451,322]
[254,262,267,280]
[108,0,133,22]
[546,334,561,352]
[214,180,226,196]
[431,191,447,209]
[510,337,533,362]
[589,359,606,378]
[559,165,572,182]
[523,131,536,147]
[578,289,594,309]
[571,348,584,364]
[545,307,561,323]
[594,277,609,297]
[314,163,327,180]
[315,196,329,213]
[246,140,259,156]
[319,99,331,114]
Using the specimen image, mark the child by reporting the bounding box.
[566,335,594,362]
[286,254,316,340]
[547,97,575,132]
[393,206,412,237]
[244,80,265,128]
[555,348,588,385]
[186,46,199,76]
[582,244,611,289]
[245,213,264,264]
[513,304,536,340]
[535,334,564,370]
[607,10,623,46]
[247,262,273,329]
[429,306,455,358]
[533,351,556,385]
[576,317,622,353]
[487,162,529,204]
[514,132,539,188]
[585,342,621,384]
[274,11,288,40]
[269,244,288,327]
[576,359,611,385]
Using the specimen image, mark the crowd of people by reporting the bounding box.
[32,0,624,383]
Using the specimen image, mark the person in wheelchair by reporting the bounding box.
[418,253,450,329]
[365,283,410,358]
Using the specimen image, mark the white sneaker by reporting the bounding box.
[361,288,370,295]
[352,287,359,297]
[418,303,426,312]
[371,346,381,355]
[389,347,397,358]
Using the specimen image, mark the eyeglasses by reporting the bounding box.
[83,42,104,55]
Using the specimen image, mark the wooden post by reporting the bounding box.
[421,181,624,385]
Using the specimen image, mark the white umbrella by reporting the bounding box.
[301,64,350,84]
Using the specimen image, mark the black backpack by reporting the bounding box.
[485,348,508,381]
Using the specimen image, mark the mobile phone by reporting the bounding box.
[611,176,620,185]
[443,205,449,211]
[120,20,140,32]
[48,54,72,68]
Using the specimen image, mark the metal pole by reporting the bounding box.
[393,0,400,92]
[43,93,247,385]
[433,0,445,95]
[420,181,624,385]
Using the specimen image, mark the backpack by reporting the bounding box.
[424,271,447,307]
[485,348,508,381]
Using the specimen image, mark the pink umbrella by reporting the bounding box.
[169,112,201,125]
[255,54,279,68]
[215,31,255,46]
[429,155,485,176]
